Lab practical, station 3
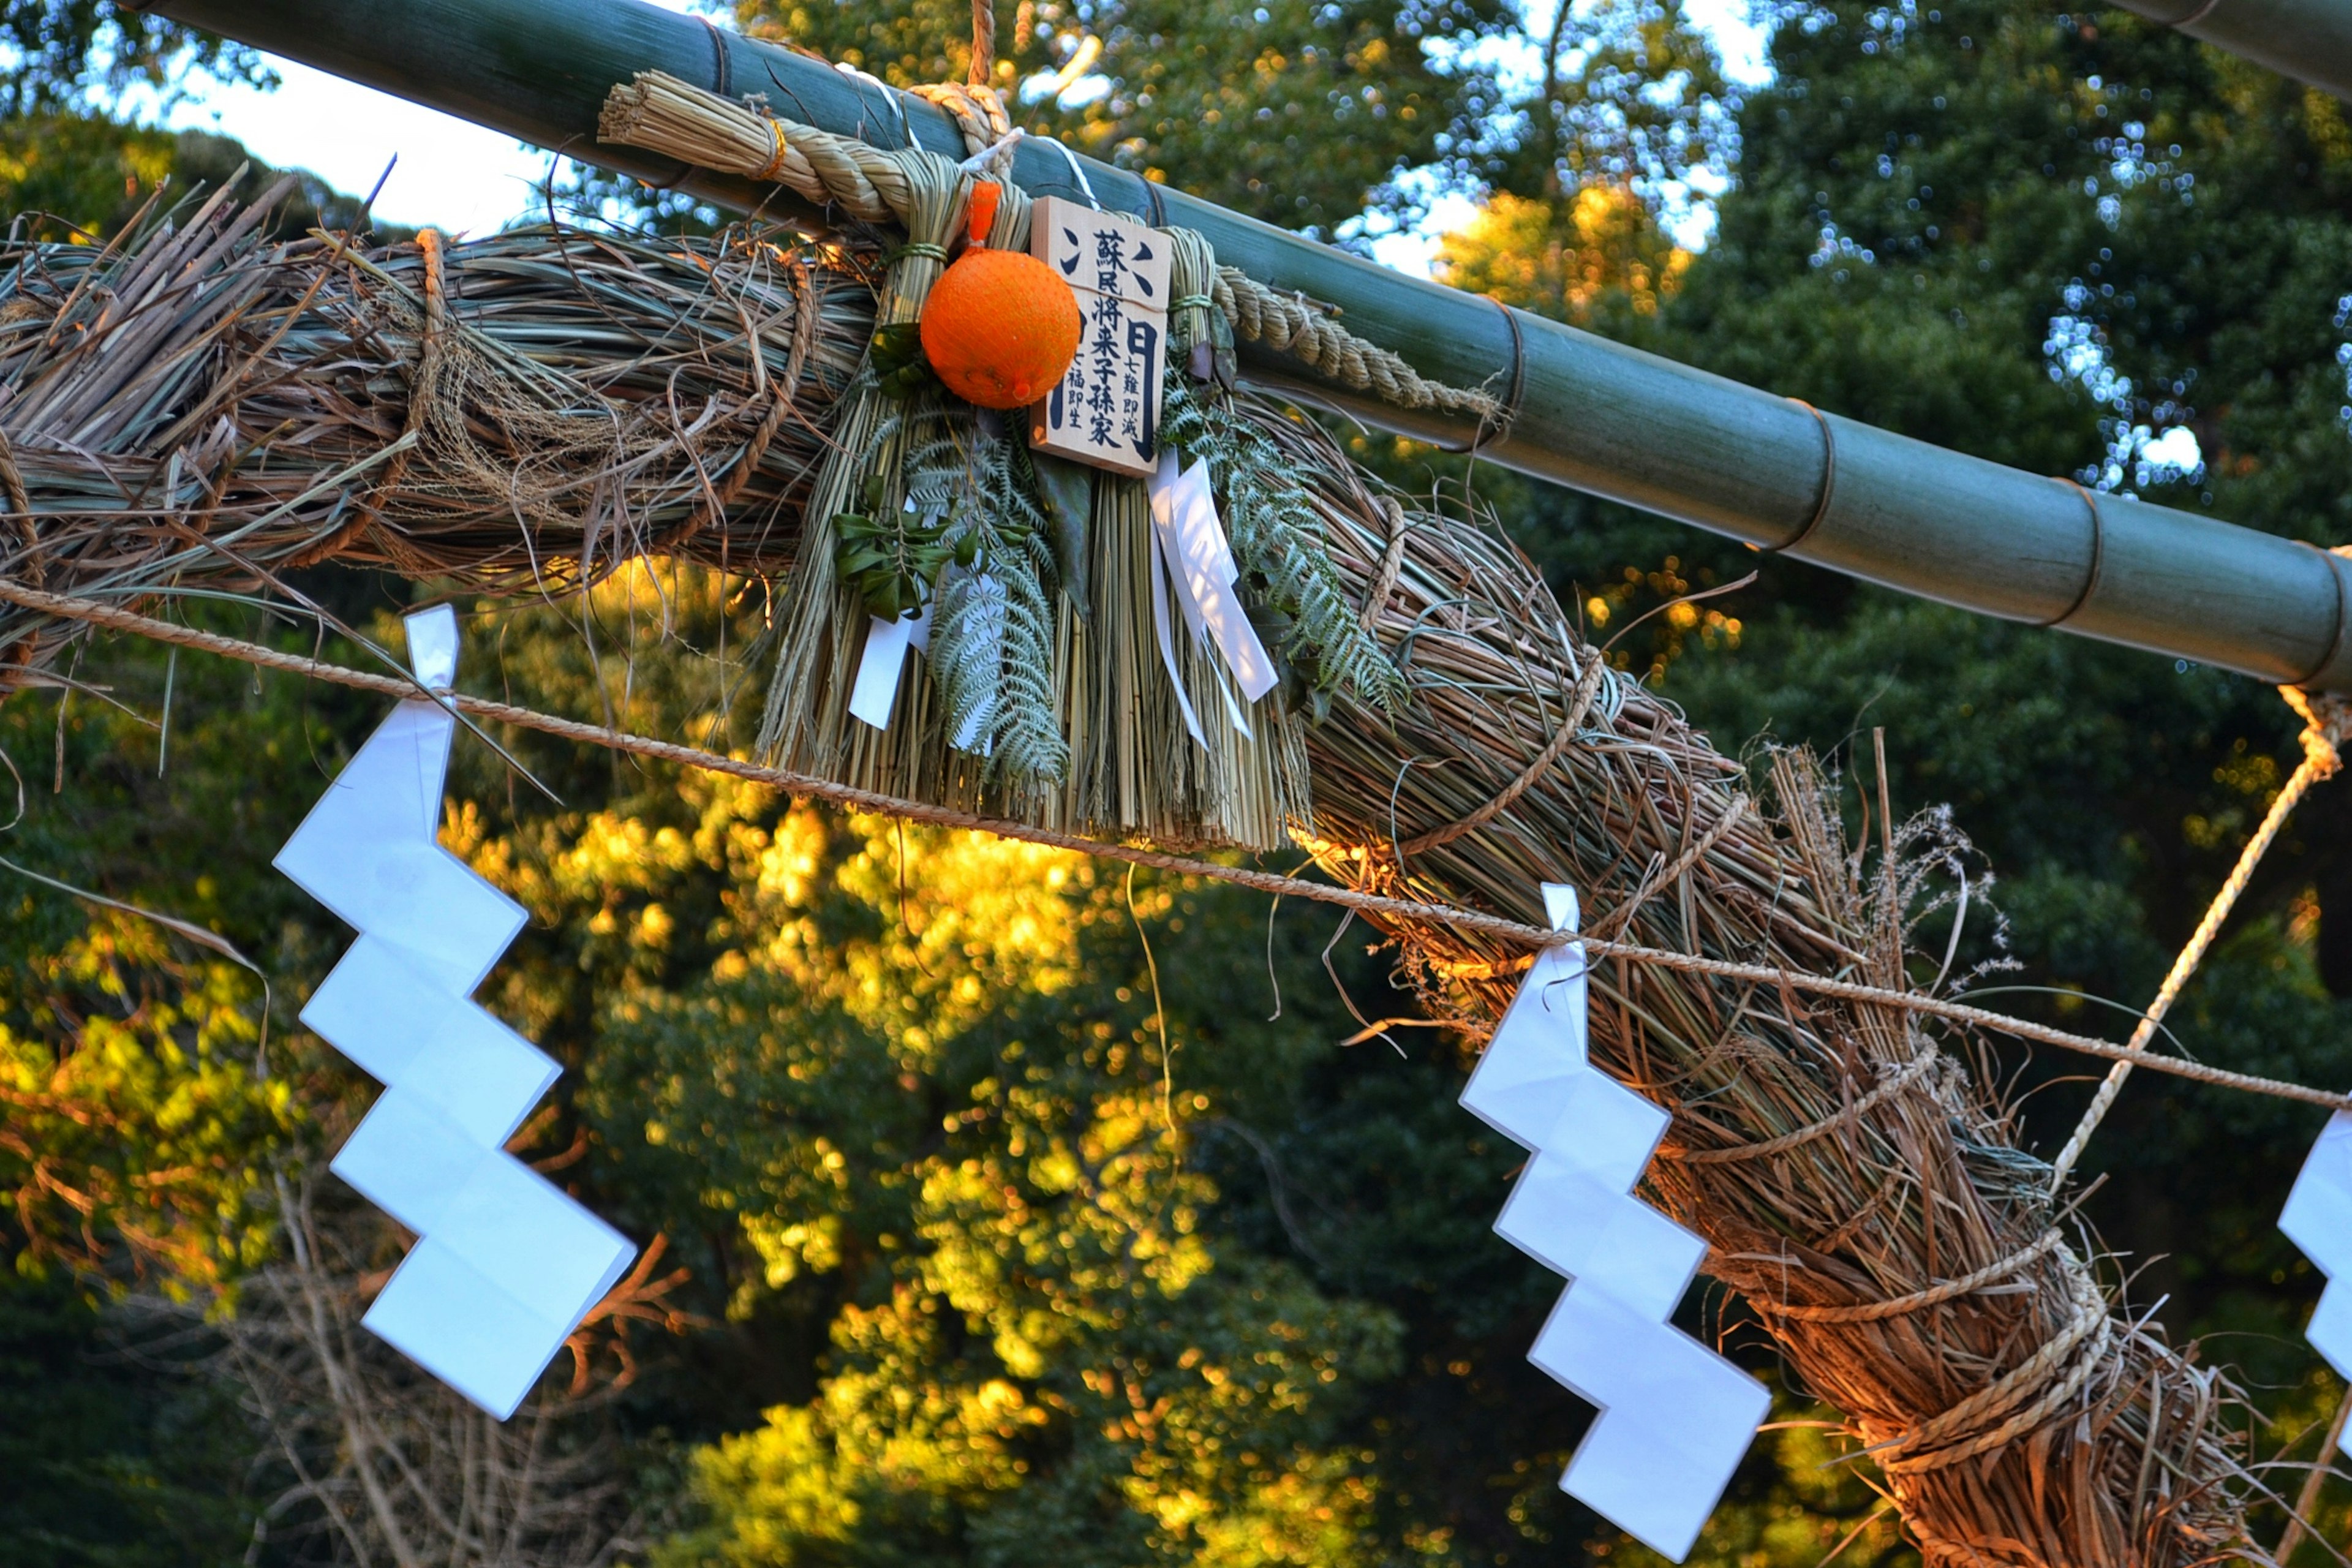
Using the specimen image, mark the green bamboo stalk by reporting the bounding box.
[2108,0,2352,102]
[133,0,2352,693]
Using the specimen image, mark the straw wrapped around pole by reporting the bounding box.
[0,181,872,689]
[0,189,2265,1564]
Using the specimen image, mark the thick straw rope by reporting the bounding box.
[596,71,1499,422]
[8,577,2348,1117]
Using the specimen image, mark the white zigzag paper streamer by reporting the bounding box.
[274,606,635,1420]
[1460,884,1770,1561]
[2280,1110,2352,1378]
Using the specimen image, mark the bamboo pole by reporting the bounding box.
[2109,0,2352,103]
[129,0,2352,694]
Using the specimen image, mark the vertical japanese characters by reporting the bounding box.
[1030,196,1168,477]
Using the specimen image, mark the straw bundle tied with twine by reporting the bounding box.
[0,174,872,691]
[0,105,2324,1567]
[592,75,2272,1563]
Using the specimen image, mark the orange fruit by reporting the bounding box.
[921,246,1082,410]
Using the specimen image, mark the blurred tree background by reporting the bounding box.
[6,0,2352,1564]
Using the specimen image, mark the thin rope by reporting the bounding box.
[1672,1041,1934,1166]
[1879,1268,2113,1475]
[1749,1228,2065,1327]
[9,579,2349,1115]
[1398,647,1607,858]
[2046,688,2351,1191]
[2275,1383,2352,1566]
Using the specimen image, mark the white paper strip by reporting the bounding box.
[1148,454,1280,709]
[1146,507,1208,746]
[1461,882,1767,1562]
[2281,1110,2352,1376]
[1169,459,1278,703]
[848,611,918,731]
[276,606,635,1420]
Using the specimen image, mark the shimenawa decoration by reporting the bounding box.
[7,55,2352,1567]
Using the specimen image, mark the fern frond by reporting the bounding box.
[904,404,1069,786]
[1161,374,1406,712]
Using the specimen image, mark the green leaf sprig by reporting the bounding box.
[832,473,962,621]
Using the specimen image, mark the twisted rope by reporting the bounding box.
[1879,1267,2114,1475]
[6,578,2350,1117]
[1585,793,1751,943]
[910,80,1012,154]
[1673,1044,1939,1167]
[599,70,1497,419]
[1747,1228,2065,1324]
[1209,266,1499,419]
[2046,684,2352,1191]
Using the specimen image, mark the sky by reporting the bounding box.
[142,0,1775,273]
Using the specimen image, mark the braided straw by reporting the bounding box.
[598,71,1497,419]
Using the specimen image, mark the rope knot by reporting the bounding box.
[2282,685,2352,780]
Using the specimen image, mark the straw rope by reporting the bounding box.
[0,196,873,695]
[1879,1269,2115,1476]
[1397,646,1608,856]
[285,226,445,571]
[597,71,1499,420]
[1359,497,1410,631]
[1749,1227,2065,1324]
[0,180,2274,1559]
[1675,1042,1939,1166]
[7,576,2348,1125]
[1245,398,2252,1564]
[1204,266,1499,420]
[2046,684,2352,1191]
[909,81,1012,154]
[1586,793,1751,943]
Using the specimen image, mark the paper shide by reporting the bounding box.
[275,606,635,1420]
[1460,883,1770,1562]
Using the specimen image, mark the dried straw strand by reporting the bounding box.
[0,194,872,689]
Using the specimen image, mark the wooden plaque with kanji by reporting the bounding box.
[1028,195,1170,478]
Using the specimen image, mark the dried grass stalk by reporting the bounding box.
[0,176,870,688]
[118,1174,657,1564]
